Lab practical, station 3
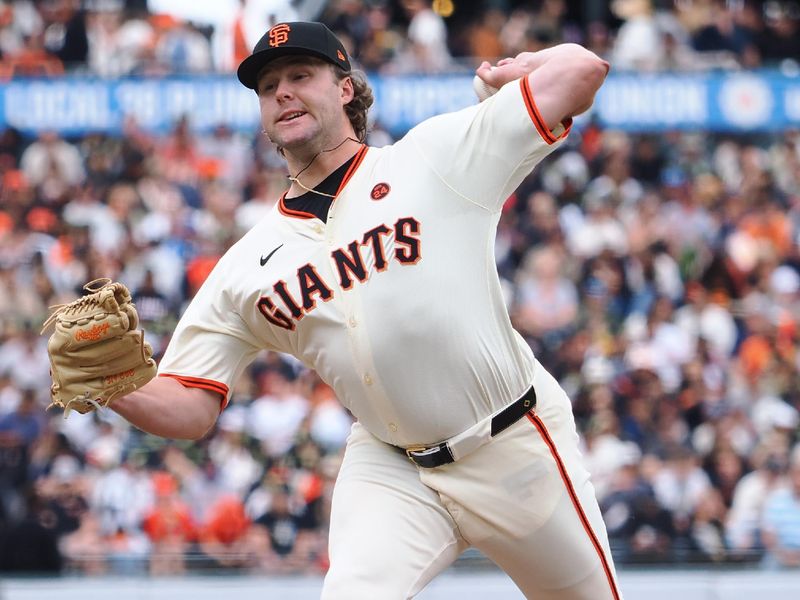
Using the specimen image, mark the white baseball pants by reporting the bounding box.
[321,363,623,599]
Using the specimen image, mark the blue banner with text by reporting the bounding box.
[1,70,799,136]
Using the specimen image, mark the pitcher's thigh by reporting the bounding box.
[477,416,622,600]
[322,427,465,600]
[477,478,620,599]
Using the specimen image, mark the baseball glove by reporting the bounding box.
[41,278,157,416]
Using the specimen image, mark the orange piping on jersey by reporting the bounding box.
[277,145,368,220]
[159,373,230,409]
[278,191,317,220]
[334,145,368,197]
[526,413,622,600]
[519,78,572,145]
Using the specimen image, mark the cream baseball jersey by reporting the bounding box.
[158,77,571,447]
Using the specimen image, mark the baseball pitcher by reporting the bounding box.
[44,21,620,599]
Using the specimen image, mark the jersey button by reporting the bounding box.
[388,423,398,432]
[348,316,357,328]
[313,223,323,234]
[363,374,372,385]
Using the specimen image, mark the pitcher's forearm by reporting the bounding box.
[111,375,221,440]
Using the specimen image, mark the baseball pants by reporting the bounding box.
[321,363,623,599]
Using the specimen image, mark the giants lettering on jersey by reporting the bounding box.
[257,217,421,331]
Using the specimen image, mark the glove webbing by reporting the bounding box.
[40,277,116,334]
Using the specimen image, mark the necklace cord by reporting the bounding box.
[287,137,360,198]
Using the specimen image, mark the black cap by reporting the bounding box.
[237,22,351,90]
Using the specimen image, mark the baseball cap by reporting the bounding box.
[237,22,351,90]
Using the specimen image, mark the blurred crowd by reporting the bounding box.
[1,0,800,578]
[1,0,800,78]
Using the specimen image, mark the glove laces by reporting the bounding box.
[48,394,104,419]
[41,278,114,333]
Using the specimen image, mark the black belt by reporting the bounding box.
[401,385,537,469]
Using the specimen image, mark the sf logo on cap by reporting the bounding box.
[269,24,291,47]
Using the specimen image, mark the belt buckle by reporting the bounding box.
[405,446,427,461]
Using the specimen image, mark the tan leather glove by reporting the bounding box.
[41,278,157,416]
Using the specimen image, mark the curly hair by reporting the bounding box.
[333,67,374,142]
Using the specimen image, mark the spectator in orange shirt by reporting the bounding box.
[197,495,261,571]
[141,472,196,575]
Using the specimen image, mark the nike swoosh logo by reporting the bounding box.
[260,244,284,266]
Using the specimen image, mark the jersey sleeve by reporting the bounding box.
[157,261,263,409]
[404,76,572,212]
